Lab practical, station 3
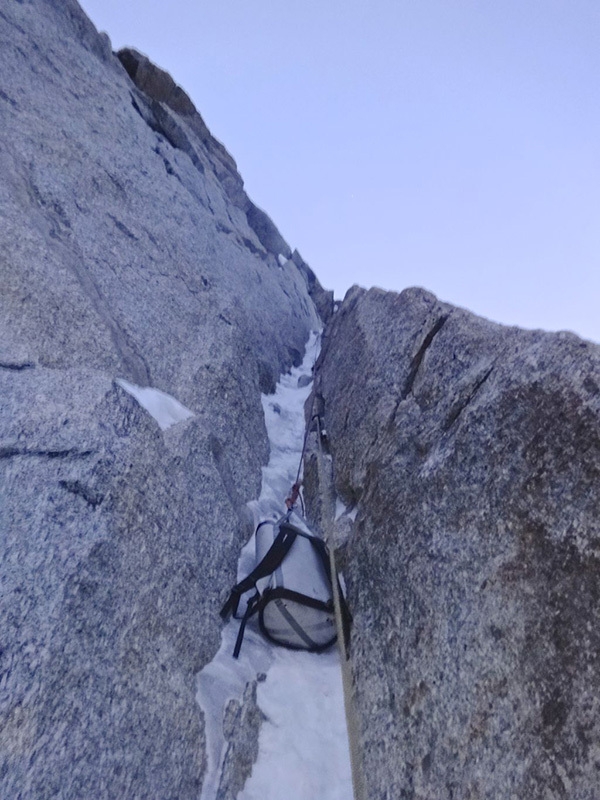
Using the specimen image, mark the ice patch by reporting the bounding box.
[115,378,194,431]
[277,253,288,267]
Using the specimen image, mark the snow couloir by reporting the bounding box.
[196,331,352,800]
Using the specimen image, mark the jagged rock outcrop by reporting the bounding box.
[0,1,321,797]
[309,286,600,799]
[115,46,293,262]
[289,249,334,324]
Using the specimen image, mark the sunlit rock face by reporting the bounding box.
[0,0,320,796]
[311,285,600,800]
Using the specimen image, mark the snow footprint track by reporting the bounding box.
[196,331,351,800]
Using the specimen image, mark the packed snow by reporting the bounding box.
[334,499,358,522]
[196,331,352,800]
[115,378,194,430]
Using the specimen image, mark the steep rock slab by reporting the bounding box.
[0,0,319,392]
[310,286,600,800]
[291,249,335,325]
[116,46,294,263]
[0,0,321,797]
[1,368,230,798]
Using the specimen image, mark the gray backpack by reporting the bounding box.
[220,512,351,658]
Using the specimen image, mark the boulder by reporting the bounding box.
[309,285,600,799]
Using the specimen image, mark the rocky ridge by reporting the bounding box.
[0,0,322,796]
[308,285,600,800]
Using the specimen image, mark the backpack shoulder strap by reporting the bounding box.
[220,516,298,621]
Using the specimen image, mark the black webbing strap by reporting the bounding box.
[220,517,297,621]
[232,592,261,659]
[258,586,337,652]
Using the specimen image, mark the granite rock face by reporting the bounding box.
[0,1,320,797]
[116,45,294,262]
[310,286,600,800]
[291,249,335,325]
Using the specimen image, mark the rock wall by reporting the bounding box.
[0,1,321,797]
[310,286,600,800]
[4,1,599,798]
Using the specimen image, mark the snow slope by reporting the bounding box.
[196,331,352,800]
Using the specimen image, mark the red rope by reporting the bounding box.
[285,481,302,510]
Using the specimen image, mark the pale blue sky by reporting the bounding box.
[80,0,600,341]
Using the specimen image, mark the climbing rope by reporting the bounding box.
[284,336,319,512]
[314,414,368,800]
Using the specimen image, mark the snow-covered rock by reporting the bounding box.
[115,379,194,430]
